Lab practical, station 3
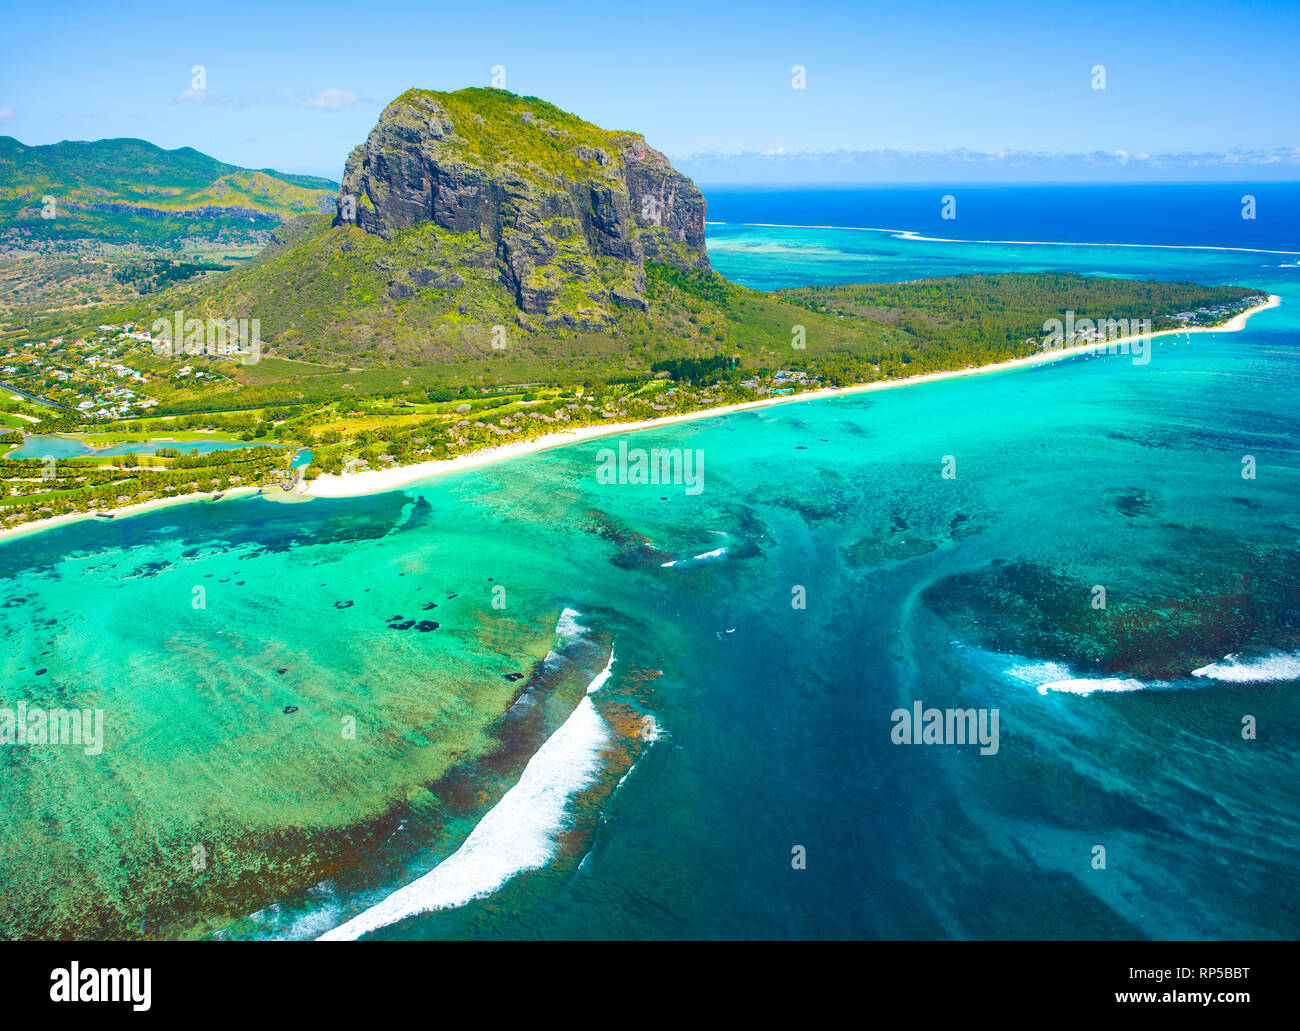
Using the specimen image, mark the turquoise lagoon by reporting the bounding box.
[2,219,1298,940]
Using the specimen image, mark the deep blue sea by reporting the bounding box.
[702,182,1300,253]
[1,186,1297,940]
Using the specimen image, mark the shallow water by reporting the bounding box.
[2,209,1298,940]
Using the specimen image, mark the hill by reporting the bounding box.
[9,89,1264,395]
[0,136,337,252]
[337,87,708,325]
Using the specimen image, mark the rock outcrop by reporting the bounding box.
[334,88,709,327]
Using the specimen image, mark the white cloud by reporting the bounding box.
[301,89,358,110]
[0,108,15,121]
[679,146,1300,170]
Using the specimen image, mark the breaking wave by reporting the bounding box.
[1004,661,1164,695]
[1191,651,1300,683]
[319,699,609,940]
[660,547,727,568]
[587,643,616,694]
[555,606,589,645]
[317,642,617,940]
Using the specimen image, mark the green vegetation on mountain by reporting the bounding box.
[380,86,637,187]
[0,136,337,251]
[336,87,709,326]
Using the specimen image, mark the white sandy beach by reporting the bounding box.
[0,293,1280,537]
[0,486,264,543]
[305,293,1282,499]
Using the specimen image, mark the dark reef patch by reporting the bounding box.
[924,550,1300,679]
[1113,488,1158,518]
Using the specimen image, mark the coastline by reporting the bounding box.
[0,485,263,544]
[304,292,1282,499]
[0,293,1280,539]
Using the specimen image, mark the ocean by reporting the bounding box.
[702,182,1300,254]
[1,186,1297,940]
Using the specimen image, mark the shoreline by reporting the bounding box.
[304,293,1282,499]
[0,486,265,543]
[0,293,1280,539]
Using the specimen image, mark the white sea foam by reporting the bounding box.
[587,644,616,694]
[1004,660,1159,695]
[1036,677,1150,696]
[555,606,589,645]
[318,696,609,941]
[542,607,590,669]
[232,880,349,942]
[1191,651,1300,683]
[717,221,1300,258]
[893,231,1300,257]
[1003,661,1076,687]
[660,547,727,568]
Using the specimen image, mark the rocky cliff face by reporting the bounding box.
[335,88,709,327]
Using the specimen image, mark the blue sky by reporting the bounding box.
[1,0,1296,182]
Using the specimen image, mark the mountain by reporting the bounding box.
[34,90,1260,390]
[105,87,728,369]
[0,137,338,251]
[336,87,708,323]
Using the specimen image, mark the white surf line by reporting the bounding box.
[318,645,616,941]
[714,222,1300,257]
[1192,651,1300,683]
[542,606,594,671]
[1037,677,1152,696]
[554,605,589,646]
[587,642,616,694]
[1005,660,1165,696]
[660,547,727,568]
